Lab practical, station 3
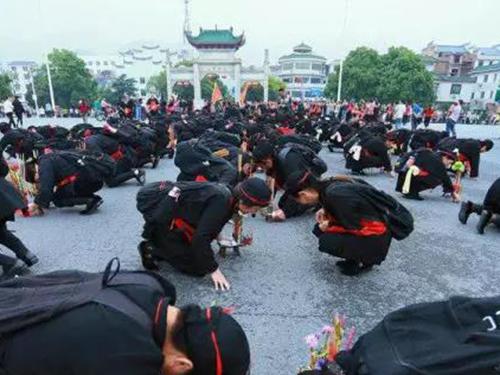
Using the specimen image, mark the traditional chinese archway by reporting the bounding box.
[167,27,269,109]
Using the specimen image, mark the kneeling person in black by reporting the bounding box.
[459,177,500,234]
[395,149,460,202]
[285,171,412,276]
[0,262,251,375]
[29,150,108,215]
[137,178,271,290]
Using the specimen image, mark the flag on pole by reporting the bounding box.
[211,82,223,103]
[239,81,250,107]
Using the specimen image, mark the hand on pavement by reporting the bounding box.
[211,269,231,291]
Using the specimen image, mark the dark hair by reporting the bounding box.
[286,171,354,197]
[481,139,494,151]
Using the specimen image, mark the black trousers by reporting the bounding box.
[6,113,16,128]
[151,227,204,277]
[0,222,29,268]
[396,173,441,195]
[315,224,392,265]
[15,112,23,127]
[106,158,136,187]
[346,154,384,172]
[53,179,102,208]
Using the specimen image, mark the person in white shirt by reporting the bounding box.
[446,100,463,137]
[393,100,406,130]
[3,96,15,128]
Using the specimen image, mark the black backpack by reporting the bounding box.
[136,180,176,222]
[59,151,115,183]
[356,185,414,241]
[0,258,175,336]
[337,295,500,375]
[278,143,328,176]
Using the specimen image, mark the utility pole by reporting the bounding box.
[337,0,349,102]
[183,0,191,43]
[46,55,56,110]
[29,66,40,117]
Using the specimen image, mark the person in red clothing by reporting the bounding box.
[78,99,91,123]
[423,106,435,128]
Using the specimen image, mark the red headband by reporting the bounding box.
[206,308,223,375]
[239,186,269,207]
[298,171,311,187]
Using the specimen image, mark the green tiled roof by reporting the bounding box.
[433,74,476,83]
[186,28,245,49]
[471,63,500,75]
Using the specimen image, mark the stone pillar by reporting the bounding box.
[193,62,203,110]
[234,63,241,104]
[165,49,173,100]
[263,49,270,103]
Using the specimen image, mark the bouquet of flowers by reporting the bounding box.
[300,314,356,374]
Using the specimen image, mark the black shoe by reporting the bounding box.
[327,145,334,153]
[336,259,358,270]
[477,211,492,235]
[167,149,175,159]
[151,156,159,169]
[341,261,373,276]
[134,170,146,186]
[403,193,424,201]
[20,250,39,267]
[2,260,28,280]
[458,202,472,224]
[138,241,159,271]
[351,170,366,176]
[80,196,103,215]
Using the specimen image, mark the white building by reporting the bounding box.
[473,46,500,69]
[276,43,327,100]
[79,44,194,97]
[470,62,500,109]
[6,61,37,102]
[434,75,476,104]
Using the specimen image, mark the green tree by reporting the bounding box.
[246,83,264,102]
[201,75,229,101]
[146,71,168,98]
[268,76,287,101]
[377,47,436,105]
[99,74,138,105]
[324,47,381,101]
[173,83,194,101]
[0,72,12,100]
[324,46,436,105]
[26,49,98,108]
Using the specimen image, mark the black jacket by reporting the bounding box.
[412,149,454,193]
[0,157,25,222]
[484,177,500,213]
[0,278,175,375]
[35,153,79,208]
[439,138,482,178]
[155,182,235,275]
[362,137,392,172]
[320,180,386,230]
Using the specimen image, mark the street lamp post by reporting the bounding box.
[29,67,40,117]
[45,55,56,111]
[337,0,349,102]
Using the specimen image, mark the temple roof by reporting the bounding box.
[293,43,312,53]
[471,62,500,75]
[186,27,245,50]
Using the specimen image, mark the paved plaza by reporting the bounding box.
[6,118,500,374]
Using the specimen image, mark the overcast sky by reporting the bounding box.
[1,0,499,65]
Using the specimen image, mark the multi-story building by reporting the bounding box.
[474,46,500,69]
[470,62,500,109]
[422,42,476,77]
[6,61,37,102]
[79,44,194,97]
[276,43,327,100]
